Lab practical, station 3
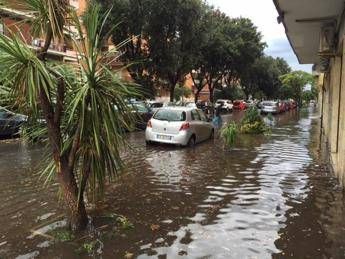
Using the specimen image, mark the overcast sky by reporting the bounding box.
[207,0,312,72]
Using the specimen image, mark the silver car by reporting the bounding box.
[145,107,214,147]
[260,101,279,114]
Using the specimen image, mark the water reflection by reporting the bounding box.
[1,108,345,258]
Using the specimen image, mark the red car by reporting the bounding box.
[233,100,247,110]
[278,101,286,113]
[290,100,297,109]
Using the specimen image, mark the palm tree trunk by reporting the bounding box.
[57,164,88,231]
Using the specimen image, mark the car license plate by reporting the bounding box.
[157,134,172,140]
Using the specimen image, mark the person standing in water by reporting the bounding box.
[212,106,223,130]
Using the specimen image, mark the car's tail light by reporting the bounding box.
[147,120,152,128]
[179,122,190,131]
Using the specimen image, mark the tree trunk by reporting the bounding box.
[57,164,88,231]
[209,86,214,103]
[194,91,200,103]
[169,85,175,102]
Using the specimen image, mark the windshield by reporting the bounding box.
[153,109,186,121]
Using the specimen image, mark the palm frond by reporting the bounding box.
[0,32,55,116]
[23,0,70,41]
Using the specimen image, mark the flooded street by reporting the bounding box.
[1,107,345,258]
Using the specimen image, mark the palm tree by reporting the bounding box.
[0,0,140,231]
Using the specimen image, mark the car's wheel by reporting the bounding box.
[145,140,152,145]
[187,135,196,148]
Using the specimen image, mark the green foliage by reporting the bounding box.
[174,85,192,101]
[117,216,134,230]
[240,121,268,134]
[221,107,270,147]
[241,56,291,100]
[280,71,314,106]
[0,0,142,229]
[75,240,102,255]
[100,0,266,102]
[221,121,238,147]
[214,86,245,101]
[240,107,268,134]
[241,106,261,125]
[51,229,75,242]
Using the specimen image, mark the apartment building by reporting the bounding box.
[0,0,87,62]
[273,0,345,185]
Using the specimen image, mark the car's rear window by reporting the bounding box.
[153,110,186,121]
[262,102,276,106]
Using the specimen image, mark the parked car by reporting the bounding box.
[246,100,256,108]
[145,107,214,147]
[290,100,297,109]
[278,101,287,113]
[176,101,197,109]
[215,99,233,111]
[147,101,164,112]
[260,101,279,114]
[283,100,292,111]
[184,102,197,108]
[128,102,153,130]
[0,107,27,137]
[233,100,247,110]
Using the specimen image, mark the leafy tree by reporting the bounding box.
[98,0,154,97]
[146,0,204,102]
[241,56,290,99]
[214,86,245,101]
[0,0,139,231]
[191,11,265,103]
[174,85,192,101]
[280,71,314,106]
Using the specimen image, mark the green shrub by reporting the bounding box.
[240,107,269,134]
[221,121,238,147]
[221,107,270,147]
[241,106,261,125]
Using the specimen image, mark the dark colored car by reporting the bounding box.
[128,102,154,130]
[0,107,27,137]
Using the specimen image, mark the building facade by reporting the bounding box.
[0,0,87,63]
[273,0,345,185]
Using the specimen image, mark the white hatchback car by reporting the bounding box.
[145,107,214,147]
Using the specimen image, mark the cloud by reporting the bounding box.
[207,0,312,72]
[265,38,312,72]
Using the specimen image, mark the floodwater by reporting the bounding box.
[1,107,345,258]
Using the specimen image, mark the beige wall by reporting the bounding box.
[320,38,345,185]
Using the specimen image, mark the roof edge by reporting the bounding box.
[272,0,305,65]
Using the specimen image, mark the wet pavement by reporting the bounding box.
[1,107,345,258]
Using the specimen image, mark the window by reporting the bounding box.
[197,110,207,122]
[153,110,186,121]
[191,110,200,121]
